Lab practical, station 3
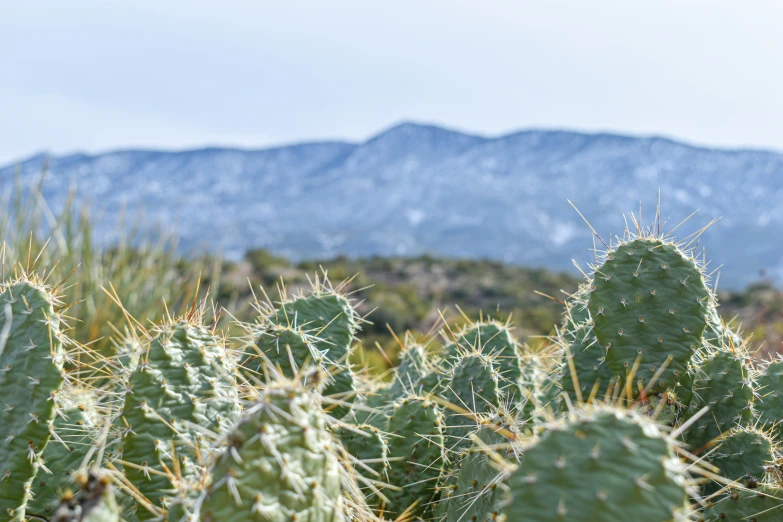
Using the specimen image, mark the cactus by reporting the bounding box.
[682,348,755,452]
[443,322,522,394]
[559,285,617,406]
[247,289,359,419]
[518,343,561,421]
[588,238,711,395]
[388,336,434,400]
[385,395,444,518]
[244,325,324,384]
[755,357,783,429]
[703,426,775,494]
[51,471,120,522]
[198,381,343,522]
[118,319,241,519]
[10,205,783,522]
[28,387,102,517]
[700,484,783,521]
[505,406,691,522]
[442,353,502,452]
[441,428,508,522]
[334,423,389,482]
[0,277,68,521]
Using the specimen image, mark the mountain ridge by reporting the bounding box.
[2,122,782,289]
[11,121,783,165]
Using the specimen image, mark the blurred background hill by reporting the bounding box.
[4,122,783,290]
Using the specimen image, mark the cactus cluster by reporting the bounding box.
[5,206,783,522]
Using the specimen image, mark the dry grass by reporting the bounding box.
[0,170,224,356]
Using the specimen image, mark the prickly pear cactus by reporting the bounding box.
[442,428,508,522]
[119,319,241,519]
[0,278,67,521]
[703,308,742,352]
[198,382,343,522]
[334,423,389,480]
[443,353,501,451]
[518,343,560,420]
[51,471,120,522]
[559,285,616,406]
[28,388,101,517]
[274,291,357,358]
[588,239,711,395]
[700,484,783,521]
[703,427,775,495]
[245,326,322,381]
[254,290,359,419]
[385,395,444,518]
[755,357,783,429]
[446,321,522,392]
[388,337,432,400]
[683,349,755,452]
[506,406,690,522]
[444,322,521,389]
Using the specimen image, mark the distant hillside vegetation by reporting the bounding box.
[212,249,783,368]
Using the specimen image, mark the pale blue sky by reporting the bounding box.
[2,1,782,163]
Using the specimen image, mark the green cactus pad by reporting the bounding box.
[704,427,774,495]
[560,288,616,406]
[588,239,710,394]
[444,323,521,386]
[334,423,388,480]
[119,321,241,519]
[443,354,501,452]
[0,280,66,521]
[755,358,783,429]
[703,308,743,353]
[274,292,356,359]
[273,293,358,415]
[700,484,783,521]
[518,345,561,421]
[684,350,755,452]
[385,396,444,518]
[506,407,690,522]
[443,429,507,522]
[199,383,343,522]
[263,293,359,419]
[28,389,100,517]
[388,341,431,400]
[348,382,392,429]
[246,327,321,380]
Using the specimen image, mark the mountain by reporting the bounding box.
[3,122,782,289]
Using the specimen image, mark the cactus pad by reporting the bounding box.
[119,321,241,519]
[700,484,783,521]
[755,358,783,429]
[199,383,343,522]
[705,427,775,494]
[684,350,755,452]
[506,406,690,522]
[589,239,710,394]
[385,395,444,518]
[0,279,67,521]
[28,389,101,517]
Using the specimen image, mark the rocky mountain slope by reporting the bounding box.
[3,122,782,288]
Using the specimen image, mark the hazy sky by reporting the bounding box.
[2,1,782,163]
